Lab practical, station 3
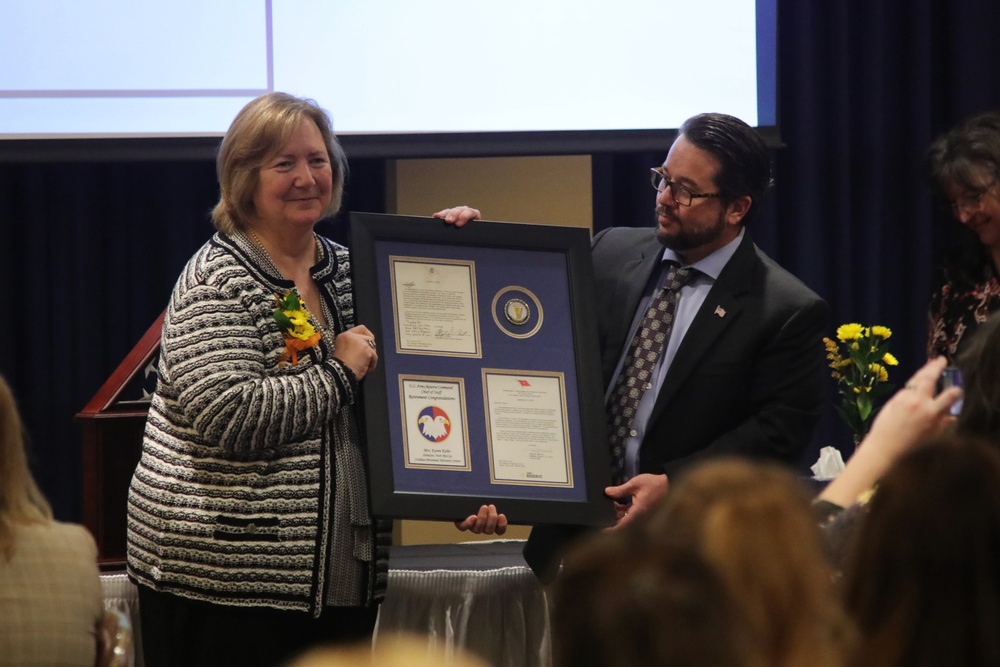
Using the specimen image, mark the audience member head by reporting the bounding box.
[842,434,1000,667]
[283,633,490,667]
[925,111,1000,284]
[955,310,1000,440]
[648,458,854,667]
[677,112,773,224]
[0,374,52,561]
[211,91,348,234]
[552,525,760,667]
[926,111,1000,205]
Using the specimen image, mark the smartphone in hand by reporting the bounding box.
[938,366,964,416]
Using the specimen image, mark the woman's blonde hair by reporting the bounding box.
[0,374,53,560]
[649,458,855,667]
[286,633,489,667]
[211,91,348,234]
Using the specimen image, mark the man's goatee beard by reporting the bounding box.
[654,207,726,251]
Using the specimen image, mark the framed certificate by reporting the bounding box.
[351,213,614,526]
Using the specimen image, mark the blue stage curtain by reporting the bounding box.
[0,158,385,520]
[592,0,1000,463]
[2,0,1000,518]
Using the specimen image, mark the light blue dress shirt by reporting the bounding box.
[606,228,745,481]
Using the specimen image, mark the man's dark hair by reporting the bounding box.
[679,113,773,224]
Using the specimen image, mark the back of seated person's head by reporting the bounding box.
[647,458,854,667]
[842,434,1000,667]
[956,311,1000,441]
[0,374,53,561]
[284,633,490,667]
[553,525,760,667]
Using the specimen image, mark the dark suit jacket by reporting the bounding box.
[523,226,828,580]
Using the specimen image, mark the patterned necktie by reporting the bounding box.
[607,262,692,485]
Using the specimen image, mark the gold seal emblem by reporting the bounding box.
[492,286,543,339]
[504,298,531,325]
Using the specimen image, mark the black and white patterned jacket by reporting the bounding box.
[126,231,390,615]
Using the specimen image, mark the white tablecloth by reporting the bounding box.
[374,540,551,667]
[100,572,143,667]
[100,539,550,667]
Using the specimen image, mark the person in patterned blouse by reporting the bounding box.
[926,111,1000,362]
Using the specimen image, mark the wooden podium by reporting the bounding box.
[76,313,164,570]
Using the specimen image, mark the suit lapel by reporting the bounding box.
[650,231,759,417]
[602,235,664,382]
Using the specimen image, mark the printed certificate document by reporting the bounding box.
[390,257,481,357]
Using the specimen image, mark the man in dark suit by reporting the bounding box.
[521,112,828,580]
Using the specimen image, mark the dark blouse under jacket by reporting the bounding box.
[927,262,1000,362]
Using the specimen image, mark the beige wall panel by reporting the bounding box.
[392,155,592,229]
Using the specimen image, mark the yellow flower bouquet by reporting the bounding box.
[823,323,899,444]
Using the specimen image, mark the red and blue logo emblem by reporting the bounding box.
[417,406,451,442]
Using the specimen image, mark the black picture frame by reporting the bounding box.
[350,213,614,526]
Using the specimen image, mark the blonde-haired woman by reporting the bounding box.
[648,458,855,667]
[0,374,104,665]
[125,92,492,667]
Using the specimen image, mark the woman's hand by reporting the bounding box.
[862,356,962,458]
[333,325,378,380]
[434,206,481,228]
[817,356,962,507]
[454,504,508,535]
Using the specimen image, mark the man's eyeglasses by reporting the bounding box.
[649,168,720,207]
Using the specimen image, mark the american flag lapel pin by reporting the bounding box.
[714,305,726,318]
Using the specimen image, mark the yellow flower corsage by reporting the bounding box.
[273,289,321,366]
